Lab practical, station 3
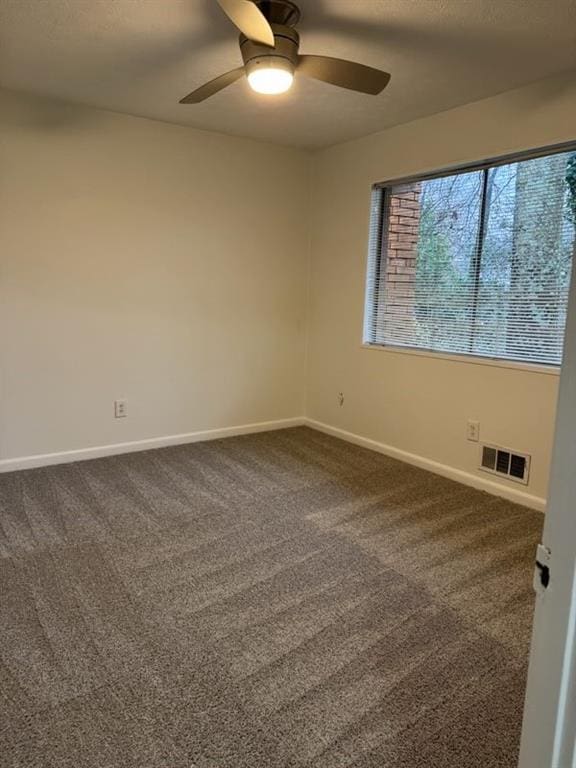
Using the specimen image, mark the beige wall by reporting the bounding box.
[306,72,576,506]
[2,73,574,504]
[0,89,310,460]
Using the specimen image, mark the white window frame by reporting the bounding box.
[363,140,576,372]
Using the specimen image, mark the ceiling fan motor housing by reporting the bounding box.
[240,24,300,81]
[254,0,301,27]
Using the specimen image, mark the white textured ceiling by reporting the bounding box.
[1,0,576,149]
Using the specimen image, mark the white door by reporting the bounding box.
[519,265,576,767]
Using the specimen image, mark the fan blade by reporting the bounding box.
[180,67,245,103]
[298,55,390,95]
[216,0,275,47]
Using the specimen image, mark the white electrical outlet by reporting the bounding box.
[114,399,127,419]
[467,419,480,442]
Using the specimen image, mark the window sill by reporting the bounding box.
[361,343,561,376]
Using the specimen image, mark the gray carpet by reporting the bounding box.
[0,426,542,768]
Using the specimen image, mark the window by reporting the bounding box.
[364,148,576,366]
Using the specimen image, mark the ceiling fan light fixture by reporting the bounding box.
[246,58,294,95]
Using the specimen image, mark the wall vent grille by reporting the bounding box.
[480,444,530,485]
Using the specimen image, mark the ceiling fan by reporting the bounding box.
[180,0,391,103]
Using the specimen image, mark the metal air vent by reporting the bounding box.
[480,444,530,485]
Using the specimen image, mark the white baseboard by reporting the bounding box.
[0,417,305,473]
[0,416,547,511]
[304,418,546,512]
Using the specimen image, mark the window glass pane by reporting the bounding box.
[375,173,483,353]
[474,155,574,364]
[414,172,483,354]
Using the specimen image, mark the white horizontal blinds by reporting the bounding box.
[366,150,576,365]
[382,172,483,354]
[363,186,385,341]
[473,154,574,364]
